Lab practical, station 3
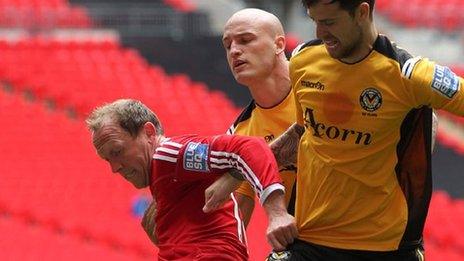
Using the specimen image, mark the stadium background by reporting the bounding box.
[0,0,463,260]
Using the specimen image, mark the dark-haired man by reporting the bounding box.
[266,0,464,259]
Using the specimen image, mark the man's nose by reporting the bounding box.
[230,42,242,57]
[316,24,329,39]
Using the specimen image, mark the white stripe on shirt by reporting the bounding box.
[210,150,264,196]
[153,154,177,163]
[162,141,183,148]
[210,162,259,195]
[230,193,246,244]
[156,147,180,155]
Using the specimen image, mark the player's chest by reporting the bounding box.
[235,111,293,143]
[295,68,408,135]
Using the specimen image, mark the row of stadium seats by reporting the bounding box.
[0,89,155,257]
[0,0,91,28]
[376,0,464,31]
[0,38,240,135]
[0,6,91,28]
[0,0,196,28]
[436,112,464,156]
[424,191,464,260]
[0,213,152,260]
[0,0,67,8]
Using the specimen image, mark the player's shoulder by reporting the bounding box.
[372,34,435,81]
[156,135,207,155]
[227,100,256,135]
[290,39,324,58]
[373,34,422,71]
[153,138,185,163]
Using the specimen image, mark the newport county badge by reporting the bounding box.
[267,250,292,261]
[360,88,382,112]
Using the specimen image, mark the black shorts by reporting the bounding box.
[266,239,425,261]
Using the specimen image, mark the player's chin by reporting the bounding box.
[234,72,255,85]
[133,180,149,189]
[129,178,147,189]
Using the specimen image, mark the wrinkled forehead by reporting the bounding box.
[92,124,127,153]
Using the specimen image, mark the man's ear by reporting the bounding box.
[356,2,370,22]
[143,122,157,143]
[275,35,286,55]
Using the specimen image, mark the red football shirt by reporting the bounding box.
[150,134,284,260]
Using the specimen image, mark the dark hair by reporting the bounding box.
[302,0,375,17]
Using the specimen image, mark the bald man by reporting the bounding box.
[141,9,299,252]
[220,8,297,227]
[202,8,299,252]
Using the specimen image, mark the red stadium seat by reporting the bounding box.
[376,0,464,31]
[0,0,91,29]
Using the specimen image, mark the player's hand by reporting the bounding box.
[203,172,242,213]
[267,211,298,251]
[263,191,298,251]
[141,200,158,245]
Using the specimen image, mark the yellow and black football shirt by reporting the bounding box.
[289,34,464,251]
[228,90,297,209]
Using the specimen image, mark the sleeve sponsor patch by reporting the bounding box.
[431,65,460,99]
[183,142,209,172]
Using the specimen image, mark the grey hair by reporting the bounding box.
[86,99,164,137]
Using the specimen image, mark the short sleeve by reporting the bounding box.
[403,58,464,115]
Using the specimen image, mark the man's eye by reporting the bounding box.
[240,38,252,44]
[223,41,231,50]
[324,21,335,26]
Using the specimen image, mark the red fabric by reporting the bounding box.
[150,134,283,260]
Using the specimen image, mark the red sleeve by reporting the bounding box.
[208,135,284,205]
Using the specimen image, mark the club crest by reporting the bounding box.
[360,88,382,112]
[267,251,292,261]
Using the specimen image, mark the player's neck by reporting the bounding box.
[249,66,290,108]
[152,135,167,153]
[340,24,378,64]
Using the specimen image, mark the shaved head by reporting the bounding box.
[222,8,287,88]
[224,8,284,38]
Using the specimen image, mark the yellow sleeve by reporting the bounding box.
[405,58,464,116]
[235,181,255,200]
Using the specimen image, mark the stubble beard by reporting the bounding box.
[337,25,364,61]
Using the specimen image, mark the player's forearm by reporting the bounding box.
[262,190,287,217]
[262,190,298,251]
[235,193,255,227]
[141,201,159,245]
[270,123,304,167]
[210,135,285,205]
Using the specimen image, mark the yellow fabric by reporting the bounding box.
[232,91,297,206]
[289,36,463,251]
